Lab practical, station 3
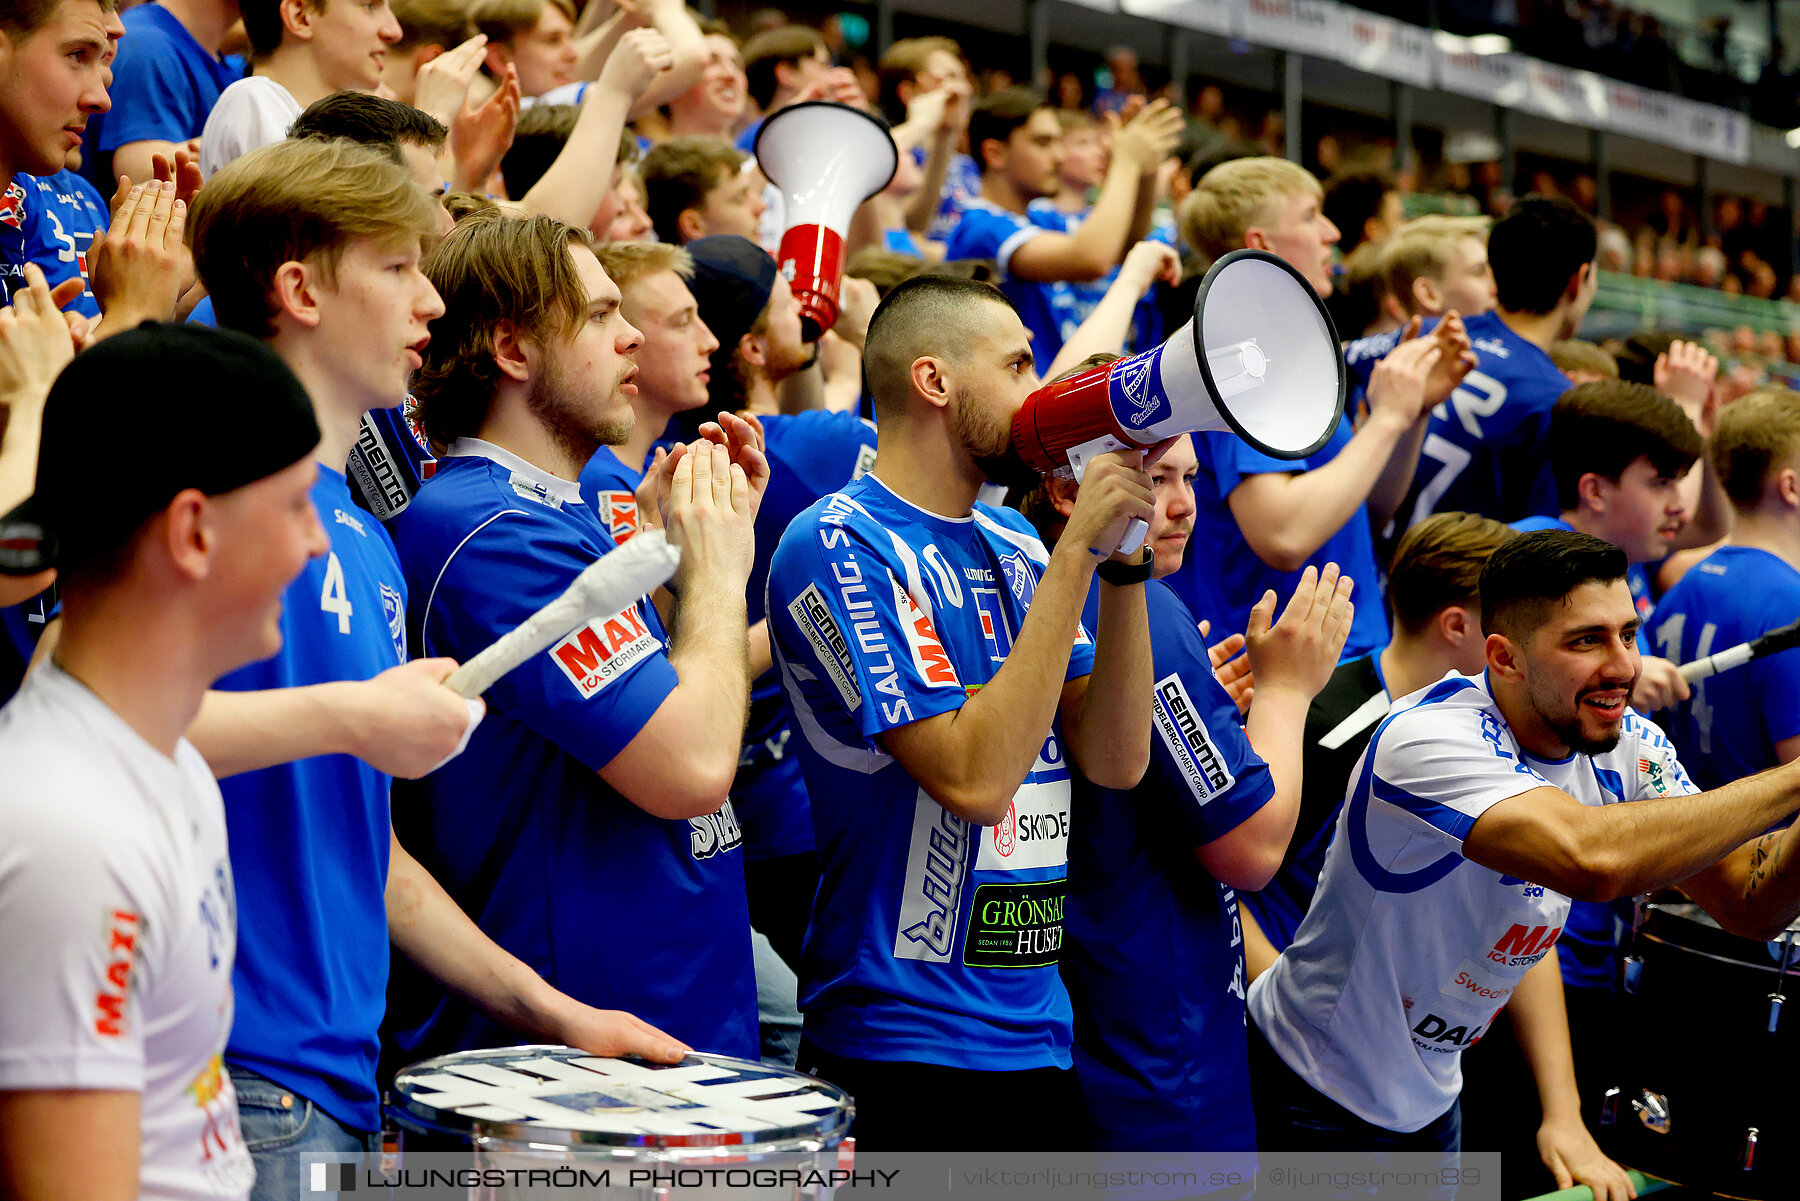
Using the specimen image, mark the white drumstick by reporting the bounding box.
[1678,616,1800,685]
[444,530,682,698]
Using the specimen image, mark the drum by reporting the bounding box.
[1598,901,1799,1200]
[386,1046,854,1200]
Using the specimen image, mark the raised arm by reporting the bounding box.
[1007,101,1182,284]
[521,28,671,228]
[881,452,1153,822]
[1227,335,1440,573]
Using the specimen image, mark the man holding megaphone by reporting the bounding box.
[767,274,1157,1150]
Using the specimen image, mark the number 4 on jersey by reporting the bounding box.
[320,552,354,634]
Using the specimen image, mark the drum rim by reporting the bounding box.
[387,1047,855,1150]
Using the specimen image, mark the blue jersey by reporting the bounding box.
[384,442,757,1060]
[0,171,107,320]
[1172,418,1388,661]
[1346,310,1568,528]
[576,445,645,544]
[0,587,56,706]
[920,147,982,243]
[346,402,438,523]
[83,2,243,185]
[1064,579,1272,1151]
[736,412,878,862]
[767,474,1095,1069]
[213,468,406,1132]
[943,198,1068,365]
[1026,198,1166,356]
[1653,546,1800,791]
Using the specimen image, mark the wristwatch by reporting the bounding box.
[1095,546,1153,586]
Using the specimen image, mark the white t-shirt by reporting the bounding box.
[1248,670,1696,1133]
[0,662,254,1200]
[198,76,302,178]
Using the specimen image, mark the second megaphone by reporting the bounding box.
[1010,249,1347,555]
[754,101,898,342]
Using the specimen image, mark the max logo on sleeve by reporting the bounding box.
[550,607,662,698]
[893,577,959,689]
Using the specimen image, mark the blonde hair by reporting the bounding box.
[593,241,694,292]
[411,210,596,446]
[1380,215,1490,310]
[1712,387,1800,509]
[1178,157,1321,261]
[188,138,440,338]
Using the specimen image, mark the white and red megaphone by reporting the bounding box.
[754,101,898,341]
[1011,249,1346,555]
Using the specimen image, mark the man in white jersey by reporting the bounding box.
[0,323,328,1200]
[1250,528,1800,1199]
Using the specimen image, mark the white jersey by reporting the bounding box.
[198,77,302,178]
[1248,670,1695,1133]
[0,663,253,1200]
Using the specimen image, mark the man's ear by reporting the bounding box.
[1778,465,1800,511]
[738,330,767,371]
[1487,631,1524,682]
[491,319,533,383]
[271,260,324,329]
[977,136,1006,175]
[1565,260,1592,303]
[482,42,510,76]
[160,489,212,582]
[676,208,707,243]
[1576,470,1609,514]
[280,0,315,41]
[909,354,950,410]
[1413,275,1441,316]
[1438,604,1474,647]
[1242,227,1273,253]
[1046,476,1078,519]
[413,44,445,72]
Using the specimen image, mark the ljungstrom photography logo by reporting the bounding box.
[309,1161,356,1192]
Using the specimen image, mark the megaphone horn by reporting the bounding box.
[754,101,899,342]
[1009,248,1347,555]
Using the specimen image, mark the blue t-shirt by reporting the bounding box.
[84,3,244,185]
[1345,310,1569,529]
[1169,417,1388,662]
[943,197,1067,366]
[187,294,215,325]
[767,474,1094,1069]
[0,171,108,319]
[213,467,405,1132]
[1064,578,1272,1152]
[1653,545,1800,791]
[384,444,757,1060]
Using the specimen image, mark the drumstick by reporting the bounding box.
[444,530,681,698]
[1678,616,1800,685]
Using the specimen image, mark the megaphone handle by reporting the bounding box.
[1116,518,1149,557]
[1066,433,1143,559]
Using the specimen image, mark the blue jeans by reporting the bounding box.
[229,1066,375,1201]
[1249,1019,1462,1199]
[752,927,803,1067]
